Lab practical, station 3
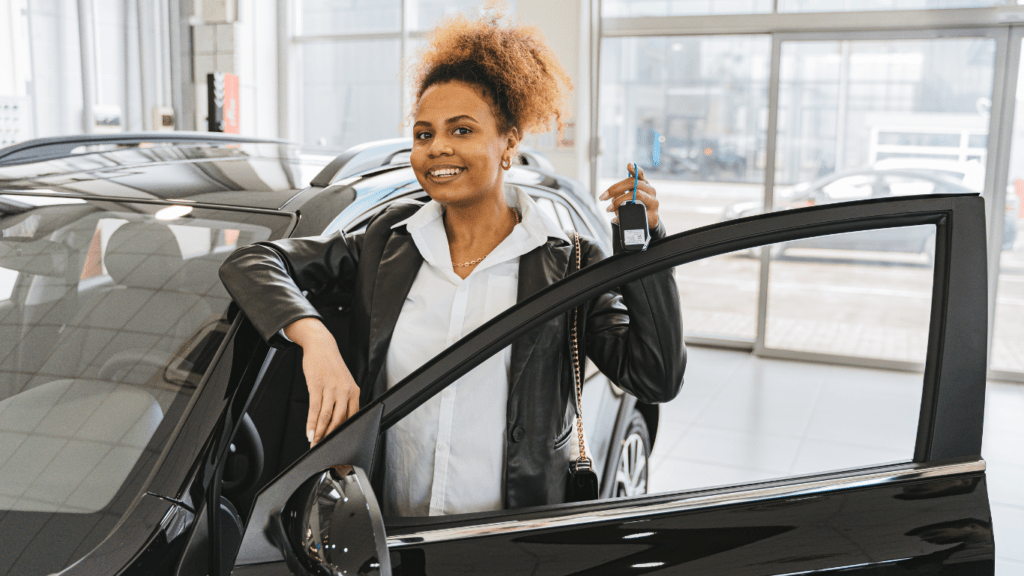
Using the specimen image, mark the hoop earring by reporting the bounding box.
[502,158,511,170]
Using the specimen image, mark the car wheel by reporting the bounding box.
[614,411,651,498]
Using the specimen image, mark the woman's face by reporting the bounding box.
[411,81,518,208]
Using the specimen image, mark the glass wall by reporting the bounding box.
[599,35,770,340]
[297,0,401,35]
[764,37,996,364]
[778,0,1000,11]
[298,40,402,151]
[292,0,515,154]
[602,0,772,17]
[26,0,85,137]
[991,38,1024,375]
[597,22,1018,376]
[602,0,999,17]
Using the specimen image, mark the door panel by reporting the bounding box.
[389,465,992,575]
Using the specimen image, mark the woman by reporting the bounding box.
[218,8,684,517]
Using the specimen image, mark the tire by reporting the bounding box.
[614,411,651,498]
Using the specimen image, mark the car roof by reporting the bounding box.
[0,136,586,216]
[309,161,601,234]
[0,134,327,210]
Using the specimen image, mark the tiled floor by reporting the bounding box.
[646,346,1024,572]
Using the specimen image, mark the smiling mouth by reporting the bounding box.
[427,166,465,180]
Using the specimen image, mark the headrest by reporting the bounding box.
[104,222,187,289]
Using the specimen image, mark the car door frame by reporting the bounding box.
[231,192,989,571]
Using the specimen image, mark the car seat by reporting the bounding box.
[37,222,217,392]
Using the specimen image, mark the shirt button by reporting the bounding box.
[511,426,526,443]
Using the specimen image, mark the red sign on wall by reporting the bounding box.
[208,72,239,134]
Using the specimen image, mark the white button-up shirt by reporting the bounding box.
[382,185,569,517]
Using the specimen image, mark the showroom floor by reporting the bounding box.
[646,346,1023,573]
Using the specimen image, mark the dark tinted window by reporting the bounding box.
[0,194,291,574]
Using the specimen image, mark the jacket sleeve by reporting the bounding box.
[583,221,686,404]
[218,230,363,348]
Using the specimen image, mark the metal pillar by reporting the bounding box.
[137,0,155,130]
[168,0,185,129]
[77,0,97,133]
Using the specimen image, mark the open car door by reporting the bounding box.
[230,193,993,575]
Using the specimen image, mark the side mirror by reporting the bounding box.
[270,465,392,576]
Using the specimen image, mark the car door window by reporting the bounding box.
[373,240,930,521]
[369,198,976,517]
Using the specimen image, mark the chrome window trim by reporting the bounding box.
[387,459,985,548]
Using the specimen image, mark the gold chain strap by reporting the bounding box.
[570,231,588,463]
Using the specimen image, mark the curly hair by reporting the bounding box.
[407,2,573,139]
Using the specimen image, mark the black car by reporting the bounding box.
[0,133,994,575]
[0,133,648,575]
[723,167,1018,259]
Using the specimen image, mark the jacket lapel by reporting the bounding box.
[365,230,422,399]
[508,240,572,398]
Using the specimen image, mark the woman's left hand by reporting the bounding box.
[599,163,660,229]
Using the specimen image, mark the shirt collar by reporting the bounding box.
[392,184,570,244]
[391,184,571,279]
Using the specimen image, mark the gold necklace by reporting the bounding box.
[452,208,521,268]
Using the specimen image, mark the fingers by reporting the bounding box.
[326,393,347,442]
[313,391,335,446]
[606,184,657,209]
[627,163,645,181]
[303,344,361,446]
[600,175,657,202]
[604,186,661,229]
[311,387,360,446]
[306,388,322,445]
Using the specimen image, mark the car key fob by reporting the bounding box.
[618,201,649,251]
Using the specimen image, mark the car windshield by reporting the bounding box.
[0,194,291,568]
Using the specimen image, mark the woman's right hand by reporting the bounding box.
[284,317,361,447]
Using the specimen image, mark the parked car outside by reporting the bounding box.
[723,166,1017,258]
[0,134,995,575]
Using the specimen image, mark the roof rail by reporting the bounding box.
[0,132,292,167]
[310,138,413,187]
[310,139,558,188]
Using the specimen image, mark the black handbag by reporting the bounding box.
[565,231,599,503]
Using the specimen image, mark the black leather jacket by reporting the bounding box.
[219,200,685,510]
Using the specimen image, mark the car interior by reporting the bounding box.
[0,201,261,517]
